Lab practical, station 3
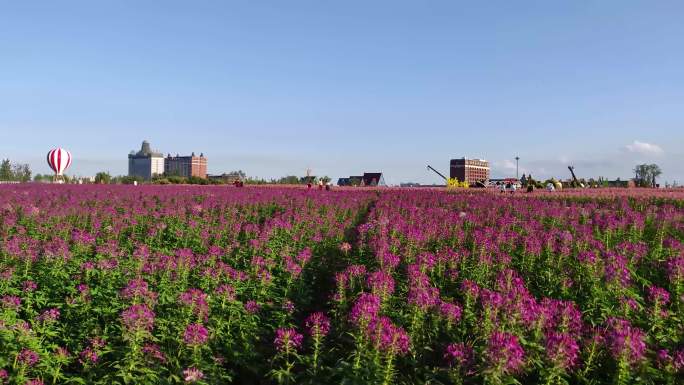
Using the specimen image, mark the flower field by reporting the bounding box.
[1,185,683,385]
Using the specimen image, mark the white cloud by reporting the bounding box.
[624,140,663,155]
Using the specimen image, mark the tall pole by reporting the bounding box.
[515,156,519,179]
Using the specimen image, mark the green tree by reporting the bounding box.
[634,164,663,187]
[12,163,31,182]
[0,159,11,180]
[277,175,301,184]
[94,171,112,184]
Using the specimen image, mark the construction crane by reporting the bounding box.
[568,166,584,188]
[427,165,447,181]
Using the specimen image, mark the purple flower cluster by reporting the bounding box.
[183,323,209,346]
[438,301,462,324]
[121,304,155,333]
[120,278,158,304]
[18,348,40,367]
[215,284,236,301]
[544,332,579,370]
[444,342,473,367]
[244,300,260,314]
[37,308,60,323]
[1,295,21,310]
[305,312,331,337]
[647,286,670,306]
[142,343,167,363]
[22,280,38,292]
[367,270,395,298]
[183,367,204,383]
[486,332,525,374]
[349,293,381,326]
[274,327,304,353]
[605,317,647,365]
[179,288,209,320]
[369,316,411,356]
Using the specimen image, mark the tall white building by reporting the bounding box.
[128,141,164,180]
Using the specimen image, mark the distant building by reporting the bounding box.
[128,140,164,180]
[207,172,243,184]
[165,152,207,178]
[450,157,490,185]
[338,173,386,186]
[362,172,385,186]
[606,179,636,188]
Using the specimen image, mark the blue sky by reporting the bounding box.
[1,1,683,185]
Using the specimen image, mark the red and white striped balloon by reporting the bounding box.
[46,148,72,176]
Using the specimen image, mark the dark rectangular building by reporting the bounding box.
[165,152,207,178]
[450,157,490,185]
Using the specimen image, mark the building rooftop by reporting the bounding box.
[130,140,163,158]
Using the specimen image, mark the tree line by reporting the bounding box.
[0,159,31,182]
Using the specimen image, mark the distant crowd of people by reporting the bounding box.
[307,180,332,191]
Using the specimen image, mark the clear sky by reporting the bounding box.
[1,1,683,185]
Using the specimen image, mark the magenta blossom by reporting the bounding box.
[605,317,646,365]
[22,280,38,292]
[38,308,60,323]
[349,293,381,326]
[183,323,209,346]
[305,312,331,337]
[183,367,204,383]
[121,304,155,333]
[274,327,304,353]
[18,348,40,367]
[544,332,579,370]
[486,332,525,374]
[1,295,21,310]
[647,286,670,306]
[444,342,473,367]
[368,316,411,356]
[142,343,167,363]
[244,300,260,314]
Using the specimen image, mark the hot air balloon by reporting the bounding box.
[46,148,72,181]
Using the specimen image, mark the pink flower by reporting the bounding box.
[486,332,525,374]
[444,342,472,367]
[647,286,670,306]
[183,367,204,383]
[274,327,304,353]
[367,270,395,297]
[605,317,646,365]
[544,332,579,370]
[339,242,352,253]
[183,323,209,346]
[18,348,40,367]
[121,304,155,333]
[305,312,331,337]
[142,343,167,363]
[179,288,209,320]
[244,300,260,314]
[368,317,411,356]
[438,301,462,324]
[215,284,236,301]
[37,308,60,323]
[22,280,38,292]
[349,293,381,326]
[1,295,21,310]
